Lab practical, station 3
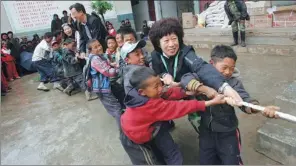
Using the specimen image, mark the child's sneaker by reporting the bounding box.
[53,82,64,91]
[37,82,50,91]
[63,84,73,96]
[85,90,99,101]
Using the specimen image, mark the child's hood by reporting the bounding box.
[124,88,149,108]
[231,67,241,78]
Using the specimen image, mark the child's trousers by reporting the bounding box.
[119,127,164,165]
[199,126,243,165]
[3,61,19,80]
[120,121,183,165]
[151,122,183,165]
[1,70,8,91]
[99,92,123,127]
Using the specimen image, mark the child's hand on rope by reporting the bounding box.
[263,106,280,118]
[245,100,260,114]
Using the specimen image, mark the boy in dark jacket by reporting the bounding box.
[224,0,250,47]
[62,38,85,95]
[51,41,64,79]
[187,45,279,165]
[121,66,227,165]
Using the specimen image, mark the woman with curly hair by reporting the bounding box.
[149,17,243,103]
[148,17,245,163]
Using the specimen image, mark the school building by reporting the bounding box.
[1,0,295,38]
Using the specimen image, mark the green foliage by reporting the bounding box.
[91,0,113,15]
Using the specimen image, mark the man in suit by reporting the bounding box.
[69,3,108,57]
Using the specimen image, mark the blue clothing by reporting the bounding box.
[89,54,118,94]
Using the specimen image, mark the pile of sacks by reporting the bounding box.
[197,1,231,28]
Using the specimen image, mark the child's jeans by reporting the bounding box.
[98,92,122,127]
[199,126,243,165]
[33,59,59,83]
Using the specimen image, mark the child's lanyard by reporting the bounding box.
[160,52,179,81]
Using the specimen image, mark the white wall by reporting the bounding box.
[161,1,178,18]
[113,1,133,15]
[154,1,162,21]
[154,1,178,20]
[132,1,150,31]
[1,2,13,33]
[1,1,118,35]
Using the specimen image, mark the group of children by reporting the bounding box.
[31,24,279,165]
[32,32,86,96]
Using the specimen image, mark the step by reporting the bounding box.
[185,36,296,46]
[184,27,296,38]
[185,41,296,56]
[256,121,296,164]
[183,27,296,56]
[255,81,296,164]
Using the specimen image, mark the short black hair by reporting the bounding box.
[120,27,137,40]
[33,34,39,38]
[1,33,7,39]
[7,31,13,35]
[211,45,237,63]
[87,39,100,52]
[62,10,67,14]
[130,66,157,90]
[44,32,53,38]
[105,35,116,43]
[53,30,62,37]
[53,14,59,18]
[69,3,86,14]
[149,18,184,53]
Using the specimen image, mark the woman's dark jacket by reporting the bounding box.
[151,45,225,91]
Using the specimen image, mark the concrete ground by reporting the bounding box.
[1,49,296,165]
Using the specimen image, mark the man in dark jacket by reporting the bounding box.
[51,14,62,33]
[224,0,250,47]
[69,3,108,56]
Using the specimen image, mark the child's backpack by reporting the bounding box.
[83,55,96,92]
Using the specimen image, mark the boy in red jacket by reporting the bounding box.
[120,66,227,165]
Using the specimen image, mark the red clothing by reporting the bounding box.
[108,29,116,37]
[1,50,20,80]
[1,70,8,91]
[1,48,14,62]
[121,87,206,144]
